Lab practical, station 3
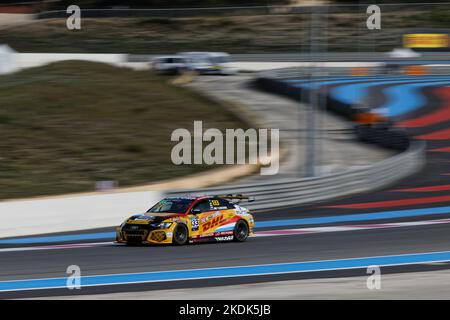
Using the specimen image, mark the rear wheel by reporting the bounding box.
[233,220,249,242]
[172,223,189,246]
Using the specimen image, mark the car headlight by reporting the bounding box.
[151,222,172,229]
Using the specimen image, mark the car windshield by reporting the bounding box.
[210,56,229,64]
[146,198,194,214]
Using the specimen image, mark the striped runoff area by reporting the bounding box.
[2,250,450,292]
[285,75,450,117]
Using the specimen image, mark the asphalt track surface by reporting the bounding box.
[2,70,450,298]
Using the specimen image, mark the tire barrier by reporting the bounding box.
[354,124,410,151]
[255,68,413,151]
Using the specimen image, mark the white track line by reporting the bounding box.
[2,217,450,253]
[0,241,114,253]
[254,218,450,237]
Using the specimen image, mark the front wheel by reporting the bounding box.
[233,220,249,242]
[172,223,189,246]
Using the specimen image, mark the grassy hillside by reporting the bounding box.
[0,61,247,199]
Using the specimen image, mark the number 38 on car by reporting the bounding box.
[115,194,255,245]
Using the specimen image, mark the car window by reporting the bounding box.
[210,198,233,210]
[210,56,229,64]
[219,198,235,209]
[192,200,211,213]
[147,198,193,214]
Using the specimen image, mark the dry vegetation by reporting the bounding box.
[0,61,247,199]
[1,8,449,53]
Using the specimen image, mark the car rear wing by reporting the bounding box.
[217,194,255,203]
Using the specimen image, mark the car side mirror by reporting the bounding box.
[191,208,202,215]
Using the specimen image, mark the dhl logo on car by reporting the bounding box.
[202,215,226,231]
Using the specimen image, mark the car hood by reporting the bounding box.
[126,213,182,224]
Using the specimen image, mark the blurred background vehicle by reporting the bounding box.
[177,52,239,75]
[151,52,238,75]
[151,55,188,74]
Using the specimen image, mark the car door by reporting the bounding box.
[186,200,209,238]
[188,200,220,236]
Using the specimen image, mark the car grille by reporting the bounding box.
[123,230,147,243]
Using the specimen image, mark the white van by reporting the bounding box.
[151,55,188,74]
[177,52,239,75]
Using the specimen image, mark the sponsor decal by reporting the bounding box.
[201,211,221,224]
[404,34,449,49]
[199,233,214,238]
[127,219,150,225]
[235,205,249,216]
[202,215,226,231]
[190,216,199,231]
[191,237,210,243]
[215,231,234,236]
[213,206,228,210]
[215,236,234,241]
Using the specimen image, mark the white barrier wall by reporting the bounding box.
[230,61,382,72]
[7,53,382,73]
[15,53,128,69]
[0,45,19,74]
[0,191,162,238]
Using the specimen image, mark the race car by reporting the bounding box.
[115,194,255,245]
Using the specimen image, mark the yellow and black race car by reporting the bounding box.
[116,194,255,245]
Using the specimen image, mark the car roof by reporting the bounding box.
[154,55,184,59]
[164,195,218,201]
[178,52,229,57]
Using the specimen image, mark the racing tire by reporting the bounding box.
[172,223,189,246]
[233,220,249,242]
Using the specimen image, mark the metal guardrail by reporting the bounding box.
[166,141,425,211]
[166,69,426,211]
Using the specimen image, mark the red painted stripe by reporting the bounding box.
[255,218,450,238]
[346,224,397,228]
[397,87,450,128]
[430,147,450,152]
[416,127,450,140]
[323,195,450,209]
[394,184,450,192]
[258,230,309,235]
